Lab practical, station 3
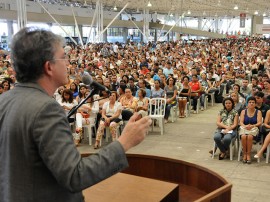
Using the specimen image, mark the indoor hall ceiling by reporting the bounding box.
[33,0,270,17]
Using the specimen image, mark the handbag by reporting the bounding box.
[81,112,90,118]
[81,112,90,124]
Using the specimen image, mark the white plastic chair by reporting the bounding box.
[209,92,215,106]
[185,98,191,117]
[165,94,178,123]
[237,127,261,162]
[170,103,178,123]
[191,96,200,114]
[82,113,97,146]
[212,136,237,161]
[149,98,166,135]
[99,121,123,146]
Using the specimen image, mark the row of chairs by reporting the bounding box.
[76,93,216,146]
[212,121,270,164]
[169,91,216,122]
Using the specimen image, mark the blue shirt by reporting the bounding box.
[151,88,164,98]
[163,68,173,78]
[135,88,151,98]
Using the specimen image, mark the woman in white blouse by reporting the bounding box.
[94,91,122,149]
[57,89,78,123]
[75,91,99,145]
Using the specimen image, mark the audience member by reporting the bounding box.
[135,89,149,120]
[120,87,137,121]
[178,76,191,118]
[164,77,178,123]
[239,97,262,164]
[214,97,239,160]
[94,92,122,149]
[75,92,99,146]
[189,75,202,114]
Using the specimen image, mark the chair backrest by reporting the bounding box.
[149,98,166,117]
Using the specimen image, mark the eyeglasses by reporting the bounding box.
[51,55,69,62]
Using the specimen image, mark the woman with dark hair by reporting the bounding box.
[151,79,164,98]
[1,80,10,92]
[75,85,87,104]
[132,72,139,83]
[75,91,99,146]
[239,96,262,163]
[200,72,211,111]
[69,82,79,98]
[122,75,129,84]
[117,84,126,101]
[57,89,78,123]
[178,76,191,118]
[135,88,149,121]
[119,87,136,121]
[164,77,177,123]
[94,91,122,149]
[145,72,154,87]
[213,97,239,160]
[232,84,245,104]
[189,75,202,114]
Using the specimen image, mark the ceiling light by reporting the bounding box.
[234,5,238,10]
[187,10,191,15]
[263,12,266,17]
[254,10,258,15]
[147,1,152,7]
[170,13,173,17]
[113,5,117,11]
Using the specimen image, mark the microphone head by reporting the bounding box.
[82,73,93,86]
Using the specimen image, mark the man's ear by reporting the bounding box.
[43,61,53,77]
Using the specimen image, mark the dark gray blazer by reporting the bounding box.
[0,83,128,202]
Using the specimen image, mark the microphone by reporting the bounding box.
[82,74,111,94]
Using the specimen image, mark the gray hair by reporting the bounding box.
[11,27,65,83]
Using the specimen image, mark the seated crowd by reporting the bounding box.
[1,37,270,160]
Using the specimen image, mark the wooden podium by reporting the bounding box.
[83,173,179,202]
[80,154,232,202]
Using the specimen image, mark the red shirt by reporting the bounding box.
[189,81,201,95]
[140,68,150,75]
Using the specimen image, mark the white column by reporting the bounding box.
[215,19,219,33]
[94,3,128,43]
[198,17,202,30]
[16,0,27,30]
[143,8,150,43]
[7,20,14,46]
[96,1,104,42]
[87,0,99,44]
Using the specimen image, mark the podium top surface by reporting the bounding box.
[83,173,179,202]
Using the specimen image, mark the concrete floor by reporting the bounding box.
[78,103,270,202]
